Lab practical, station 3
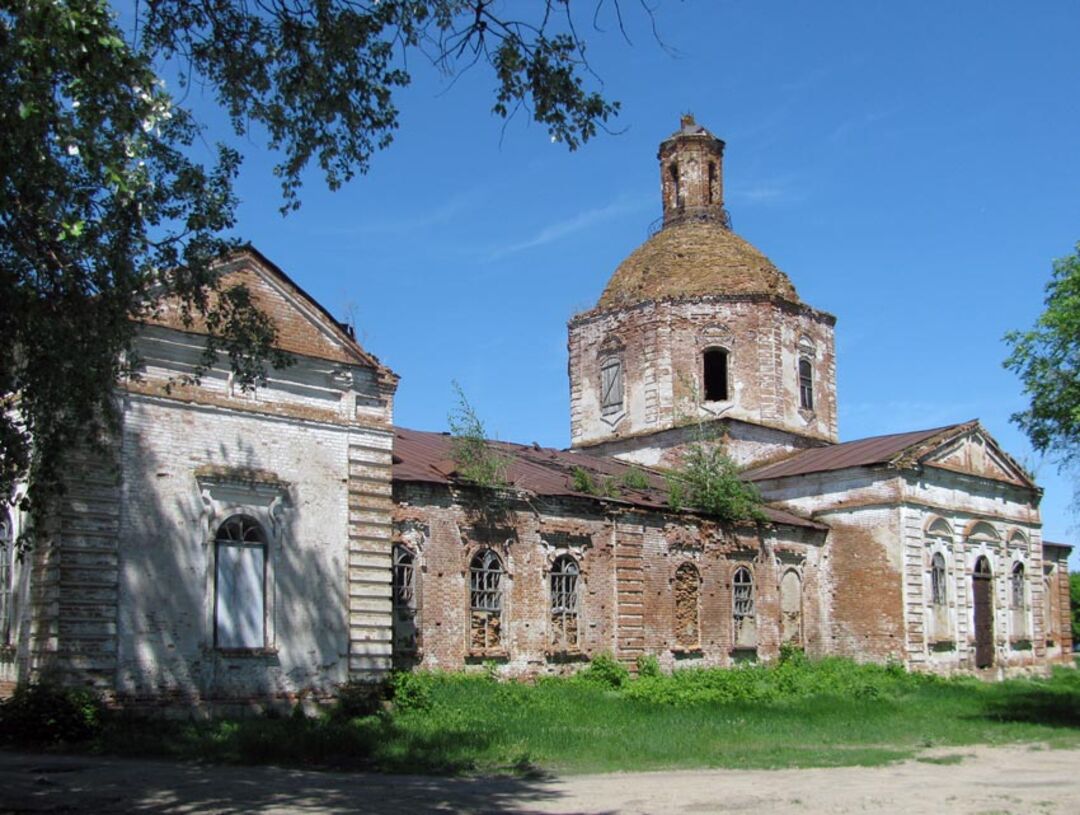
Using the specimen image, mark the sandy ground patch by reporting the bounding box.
[1,745,1077,814]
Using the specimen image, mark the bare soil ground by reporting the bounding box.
[1,745,1077,814]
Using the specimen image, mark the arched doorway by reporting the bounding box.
[973,556,994,668]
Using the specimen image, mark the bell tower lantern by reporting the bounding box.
[659,114,728,228]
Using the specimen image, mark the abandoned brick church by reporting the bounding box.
[0,117,1072,705]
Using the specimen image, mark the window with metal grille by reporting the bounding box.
[703,347,729,402]
[799,358,814,410]
[1010,563,1025,610]
[931,553,947,606]
[1,516,12,647]
[732,566,754,639]
[214,515,267,650]
[550,555,580,650]
[470,549,503,650]
[392,545,418,653]
[600,357,623,416]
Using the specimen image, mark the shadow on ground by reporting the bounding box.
[0,750,602,815]
[979,686,1080,728]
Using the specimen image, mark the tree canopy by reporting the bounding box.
[1,0,641,539]
[1004,242,1080,475]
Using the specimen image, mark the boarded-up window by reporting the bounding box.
[470,549,503,650]
[780,570,802,645]
[600,357,623,415]
[733,566,756,648]
[550,555,580,650]
[703,347,729,402]
[799,358,814,411]
[0,516,12,646]
[392,545,418,654]
[674,563,700,648]
[214,515,266,650]
[1045,573,1059,644]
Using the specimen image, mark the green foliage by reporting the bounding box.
[1071,572,1080,642]
[571,466,597,494]
[620,466,651,491]
[636,653,662,678]
[447,381,508,490]
[0,682,104,744]
[576,652,630,689]
[571,466,619,498]
[43,664,1080,774]
[390,670,435,713]
[3,0,639,542]
[1004,242,1080,471]
[665,442,766,524]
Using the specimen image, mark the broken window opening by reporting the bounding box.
[1,515,13,646]
[1010,562,1025,610]
[550,555,580,650]
[708,162,717,204]
[931,553,947,606]
[392,545,418,653]
[670,163,681,209]
[732,566,756,648]
[470,548,504,650]
[703,347,729,402]
[799,358,814,411]
[600,357,624,416]
[214,515,267,650]
[674,563,701,649]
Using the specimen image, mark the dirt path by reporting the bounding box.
[2,745,1077,814]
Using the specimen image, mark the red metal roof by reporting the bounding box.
[393,427,824,530]
[742,423,968,482]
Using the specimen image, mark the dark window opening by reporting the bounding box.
[392,545,418,654]
[799,358,814,410]
[670,163,681,208]
[931,553,947,606]
[703,348,729,402]
[708,162,717,204]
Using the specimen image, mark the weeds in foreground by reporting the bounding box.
[4,657,1080,775]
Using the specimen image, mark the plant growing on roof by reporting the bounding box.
[448,381,508,491]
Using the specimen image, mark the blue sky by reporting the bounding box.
[177,2,1080,562]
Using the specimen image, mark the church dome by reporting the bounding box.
[596,115,799,311]
[597,219,799,309]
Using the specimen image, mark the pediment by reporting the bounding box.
[144,247,391,375]
[920,427,1032,487]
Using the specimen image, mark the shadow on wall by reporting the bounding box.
[115,422,346,706]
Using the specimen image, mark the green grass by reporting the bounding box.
[9,657,1080,775]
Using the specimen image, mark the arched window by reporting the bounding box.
[392,545,418,654]
[674,563,700,648]
[931,553,947,606]
[732,566,756,648]
[1,514,13,646]
[600,357,624,416]
[470,549,504,650]
[798,358,814,411]
[703,347,729,402]
[214,515,267,650]
[1010,563,1025,610]
[550,555,580,650]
